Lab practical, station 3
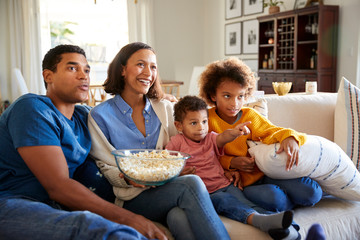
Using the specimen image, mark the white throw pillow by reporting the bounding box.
[335,77,360,171]
[244,98,268,118]
[247,135,360,201]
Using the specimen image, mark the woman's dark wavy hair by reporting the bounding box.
[42,44,86,88]
[103,42,161,99]
[198,57,257,107]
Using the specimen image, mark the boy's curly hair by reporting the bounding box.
[199,57,257,107]
[173,95,208,122]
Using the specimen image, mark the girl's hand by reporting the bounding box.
[180,166,196,176]
[230,156,255,172]
[276,136,299,171]
[224,170,243,190]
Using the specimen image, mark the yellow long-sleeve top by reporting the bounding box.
[208,107,307,187]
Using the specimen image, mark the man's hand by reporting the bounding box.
[124,213,168,240]
[230,156,255,172]
[276,136,300,171]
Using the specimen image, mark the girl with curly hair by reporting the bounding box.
[199,57,322,221]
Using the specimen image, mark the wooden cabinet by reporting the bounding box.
[257,5,339,93]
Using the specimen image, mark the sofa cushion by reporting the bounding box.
[247,135,360,201]
[264,93,337,141]
[334,77,360,171]
[244,98,268,118]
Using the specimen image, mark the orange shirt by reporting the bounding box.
[208,107,307,187]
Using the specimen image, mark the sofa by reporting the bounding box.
[221,92,360,240]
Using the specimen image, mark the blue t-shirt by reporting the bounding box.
[90,94,161,149]
[0,94,91,201]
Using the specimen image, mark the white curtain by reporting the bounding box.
[1,0,45,102]
[127,0,155,48]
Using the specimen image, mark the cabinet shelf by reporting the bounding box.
[257,5,339,94]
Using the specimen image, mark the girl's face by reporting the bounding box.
[211,78,246,124]
[175,109,209,143]
[122,49,157,96]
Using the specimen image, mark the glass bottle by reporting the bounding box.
[268,51,274,69]
[310,49,317,69]
[262,54,268,69]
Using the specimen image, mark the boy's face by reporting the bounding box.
[44,53,90,105]
[211,78,246,124]
[175,109,209,143]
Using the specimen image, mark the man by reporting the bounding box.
[0,44,166,240]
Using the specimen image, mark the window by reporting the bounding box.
[40,0,129,85]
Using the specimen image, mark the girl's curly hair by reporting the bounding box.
[198,57,257,107]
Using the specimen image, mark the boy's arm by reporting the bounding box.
[18,145,167,240]
[216,121,251,148]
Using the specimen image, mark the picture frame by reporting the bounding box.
[242,19,258,54]
[243,0,263,16]
[294,0,308,9]
[225,0,242,19]
[225,22,241,55]
[242,59,258,72]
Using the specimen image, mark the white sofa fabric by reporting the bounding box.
[221,93,360,240]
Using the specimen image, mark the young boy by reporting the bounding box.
[166,95,300,240]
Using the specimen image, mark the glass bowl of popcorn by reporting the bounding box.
[112,149,191,186]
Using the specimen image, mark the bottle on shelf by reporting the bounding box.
[310,48,317,69]
[268,51,274,69]
[262,54,268,69]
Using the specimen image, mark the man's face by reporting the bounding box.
[44,53,90,105]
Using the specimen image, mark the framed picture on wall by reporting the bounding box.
[225,22,241,55]
[242,19,258,54]
[244,0,263,16]
[226,0,242,19]
[294,0,308,9]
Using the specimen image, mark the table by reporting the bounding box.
[161,80,184,98]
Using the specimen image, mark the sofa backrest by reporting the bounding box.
[263,93,337,141]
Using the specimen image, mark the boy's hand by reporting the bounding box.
[224,170,243,190]
[180,166,196,176]
[232,121,251,136]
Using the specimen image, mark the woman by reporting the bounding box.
[88,42,230,240]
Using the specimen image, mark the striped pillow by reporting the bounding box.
[334,77,360,170]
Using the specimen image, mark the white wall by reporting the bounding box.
[153,0,360,97]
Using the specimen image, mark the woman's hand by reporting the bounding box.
[163,93,178,102]
[276,136,299,171]
[119,172,147,188]
[230,156,255,172]
[180,166,196,176]
[224,170,243,190]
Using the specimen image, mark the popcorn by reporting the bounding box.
[116,150,185,183]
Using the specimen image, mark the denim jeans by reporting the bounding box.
[123,175,230,240]
[210,184,271,224]
[0,196,147,240]
[243,176,323,212]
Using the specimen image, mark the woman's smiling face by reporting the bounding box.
[122,49,157,95]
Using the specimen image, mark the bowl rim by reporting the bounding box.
[111,149,191,160]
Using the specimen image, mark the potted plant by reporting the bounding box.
[263,0,284,14]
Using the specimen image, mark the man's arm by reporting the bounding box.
[18,145,167,240]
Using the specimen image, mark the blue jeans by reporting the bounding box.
[0,196,147,240]
[243,176,323,212]
[123,175,230,240]
[210,184,271,224]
